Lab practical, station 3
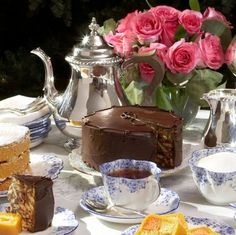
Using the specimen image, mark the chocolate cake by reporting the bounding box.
[81,105,183,170]
[7,175,54,232]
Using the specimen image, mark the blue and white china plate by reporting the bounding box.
[0,153,63,198]
[70,143,192,178]
[121,216,235,235]
[80,186,180,223]
[0,204,79,235]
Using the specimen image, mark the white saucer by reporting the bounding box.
[69,143,192,178]
[121,216,235,235]
[80,186,180,224]
[0,204,79,235]
[69,148,101,177]
[0,153,63,198]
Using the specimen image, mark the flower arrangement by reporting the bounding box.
[101,0,235,124]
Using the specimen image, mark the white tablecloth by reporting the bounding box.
[1,110,236,234]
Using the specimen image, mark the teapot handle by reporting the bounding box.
[122,54,165,94]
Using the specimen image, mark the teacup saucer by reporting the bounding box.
[0,204,79,235]
[121,216,235,235]
[80,186,180,224]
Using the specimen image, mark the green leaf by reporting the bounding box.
[185,69,223,106]
[124,81,144,105]
[155,86,173,111]
[99,18,117,35]
[202,19,232,51]
[174,25,187,41]
[189,0,200,11]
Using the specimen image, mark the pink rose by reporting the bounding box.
[150,5,180,22]
[203,7,232,28]
[179,9,203,34]
[165,39,200,74]
[150,5,180,47]
[198,33,224,70]
[130,11,162,44]
[149,43,168,61]
[104,31,135,57]
[116,11,138,33]
[160,20,179,47]
[225,37,236,72]
[138,44,167,83]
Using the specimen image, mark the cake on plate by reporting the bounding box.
[7,174,54,232]
[0,123,30,191]
[0,212,22,235]
[135,213,188,235]
[81,105,183,170]
[135,213,220,235]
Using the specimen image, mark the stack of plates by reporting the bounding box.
[25,113,52,148]
[0,95,51,148]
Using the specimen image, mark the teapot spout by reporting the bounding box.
[31,47,59,105]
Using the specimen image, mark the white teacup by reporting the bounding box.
[99,159,161,211]
[189,147,236,205]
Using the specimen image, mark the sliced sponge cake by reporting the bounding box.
[0,123,30,191]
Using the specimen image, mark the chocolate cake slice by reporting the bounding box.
[81,105,183,170]
[7,175,54,232]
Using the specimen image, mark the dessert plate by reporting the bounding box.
[121,216,235,235]
[69,143,192,178]
[0,153,63,198]
[80,186,180,224]
[0,204,79,235]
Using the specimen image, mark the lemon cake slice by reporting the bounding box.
[135,213,188,235]
[0,123,30,191]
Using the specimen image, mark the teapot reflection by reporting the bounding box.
[203,89,236,147]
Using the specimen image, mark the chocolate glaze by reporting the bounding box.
[82,106,183,170]
[11,175,54,232]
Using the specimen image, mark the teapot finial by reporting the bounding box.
[89,17,99,36]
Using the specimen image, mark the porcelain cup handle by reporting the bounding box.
[148,179,161,205]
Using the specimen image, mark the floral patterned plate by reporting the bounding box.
[0,153,63,198]
[0,204,79,235]
[121,216,235,235]
[80,186,180,224]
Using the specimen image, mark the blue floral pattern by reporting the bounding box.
[52,207,79,235]
[80,186,180,223]
[0,205,79,234]
[189,147,236,186]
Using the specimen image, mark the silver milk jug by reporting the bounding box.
[203,89,236,147]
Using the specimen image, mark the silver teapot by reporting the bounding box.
[31,18,164,149]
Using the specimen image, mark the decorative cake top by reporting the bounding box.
[0,123,29,146]
[83,106,182,131]
[13,174,53,186]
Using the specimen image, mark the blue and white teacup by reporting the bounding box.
[99,159,161,211]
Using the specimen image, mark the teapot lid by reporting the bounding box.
[66,17,122,67]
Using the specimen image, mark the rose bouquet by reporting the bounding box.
[101,0,234,125]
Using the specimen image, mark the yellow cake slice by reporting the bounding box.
[188,226,220,235]
[0,212,22,235]
[134,213,188,235]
